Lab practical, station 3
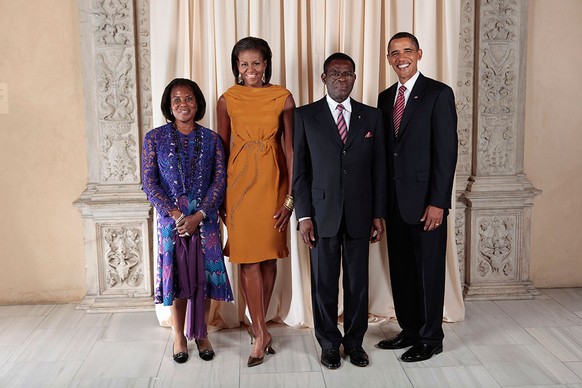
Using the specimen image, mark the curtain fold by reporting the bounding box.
[150,0,465,330]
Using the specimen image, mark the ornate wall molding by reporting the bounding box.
[75,0,153,312]
[461,0,541,300]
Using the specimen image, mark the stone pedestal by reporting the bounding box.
[456,0,541,300]
[75,0,154,312]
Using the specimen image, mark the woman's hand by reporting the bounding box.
[273,205,292,232]
[176,211,204,237]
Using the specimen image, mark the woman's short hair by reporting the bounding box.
[231,36,272,85]
[160,78,206,122]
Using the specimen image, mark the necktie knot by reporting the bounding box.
[337,103,344,112]
[398,85,407,95]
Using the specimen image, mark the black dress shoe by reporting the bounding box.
[320,349,341,369]
[195,339,215,361]
[345,347,369,367]
[401,343,442,362]
[377,333,417,349]
[172,345,189,364]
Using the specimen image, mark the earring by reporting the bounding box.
[238,74,243,84]
[261,73,266,84]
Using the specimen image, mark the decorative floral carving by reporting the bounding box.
[103,226,144,288]
[136,0,153,134]
[100,122,138,182]
[478,115,515,173]
[477,0,520,175]
[455,0,475,175]
[455,209,466,286]
[89,0,140,184]
[477,216,515,278]
[92,0,132,47]
[96,52,135,121]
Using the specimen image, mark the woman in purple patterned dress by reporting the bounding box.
[142,78,233,364]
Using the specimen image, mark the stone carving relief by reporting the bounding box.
[477,215,516,279]
[478,114,515,173]
[455,0,475,175]
[477,0,519,175]
[136,0,153,135]
[100,121,138,182]
[89,0,140,183]
[102,226,144,289]
[455,209,466,286]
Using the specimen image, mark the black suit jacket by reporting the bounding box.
[378,73,458,225]
[293,97,387,238]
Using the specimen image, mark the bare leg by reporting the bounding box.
[260,259,277,316]
[171,298,188,353]
[240,263,271,358]
[196,299,213,351]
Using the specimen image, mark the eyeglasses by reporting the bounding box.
[327,71,356,80]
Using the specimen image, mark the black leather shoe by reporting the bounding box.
[320,349,341,369]
[195,339,215,361]
[172,345,189,364]
[377,333,417,349]
[345,347,369,367]
[401,343,442,362]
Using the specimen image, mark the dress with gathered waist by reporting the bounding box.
[223,84,291,263]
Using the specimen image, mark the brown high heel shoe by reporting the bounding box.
[247,338,274,367]
[247,325,255,344]
[247,326,275,354]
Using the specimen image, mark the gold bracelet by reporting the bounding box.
[284,194,294,211]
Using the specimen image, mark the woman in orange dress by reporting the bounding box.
[217,36,295,367]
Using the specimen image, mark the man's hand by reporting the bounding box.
[299,219,316,249]
[370,218,384,243]
[420,205,444,231]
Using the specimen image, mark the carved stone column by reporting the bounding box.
[74,0,154,312]
[461,0,541,300]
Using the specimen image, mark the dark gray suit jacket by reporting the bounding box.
[293,97,387,238]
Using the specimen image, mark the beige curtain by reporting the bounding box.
[150,0,464,329]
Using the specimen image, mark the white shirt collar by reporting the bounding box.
[326,95,352,113]
[398,71,420,91]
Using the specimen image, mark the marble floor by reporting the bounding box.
[1,288,582,387]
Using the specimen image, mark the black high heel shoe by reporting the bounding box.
[195,339,215,361]
[172,345,189,364]
[247,326,275,354]
[247,338,274,367]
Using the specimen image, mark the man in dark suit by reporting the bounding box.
[376,32,458,362]
[293,52,387,369]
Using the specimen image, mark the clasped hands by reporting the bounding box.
[172,210,204,238]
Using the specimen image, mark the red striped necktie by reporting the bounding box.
[393,85,406,137]
[336,104,347,143]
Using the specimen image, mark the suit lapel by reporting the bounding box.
[345,100,366,149]
[314,98,344,147]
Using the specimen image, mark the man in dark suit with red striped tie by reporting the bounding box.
[293,52,387,369]
[376,32,458,362]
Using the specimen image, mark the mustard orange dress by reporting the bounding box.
[223,84,291,263]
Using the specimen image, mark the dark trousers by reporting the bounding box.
[386,202,447,347]
[310,216,370,351]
